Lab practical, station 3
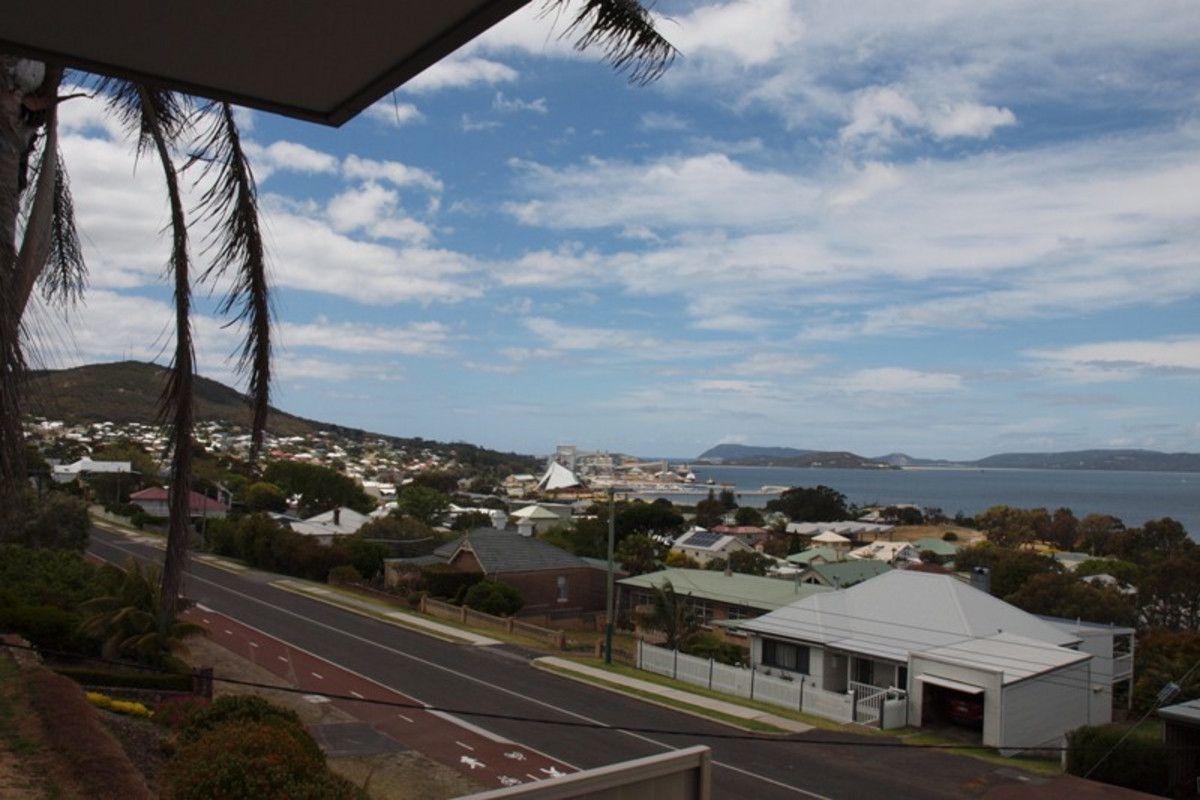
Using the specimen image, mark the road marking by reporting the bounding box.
[350,690,364,699]
[249,641,259,648]
[397,714,414,723]
[311,671,324,680]
[92,533,829,798]
[303,694,330,704]
[202,618,211,624]
[456,741,474,751]
[277,655,288,663]
[460,755,485,770]
[224,628,234,635]
[196,603,213,612]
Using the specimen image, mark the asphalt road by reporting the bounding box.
[88,527,1055,799]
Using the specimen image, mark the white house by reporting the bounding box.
[847,540,920,565]
[289,506,370,546]
[671,528,754,566]
[738,570,1119,753]
[510,503,571,536]
[51,457,134,483]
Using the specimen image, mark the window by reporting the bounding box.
[897,665,909,690]
[761,639,810,674]
[556,575,568,603]
[853,657,875,685]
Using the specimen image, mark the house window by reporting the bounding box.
[897,665,909,690]
[692,599,713,624]
[556,575,569,603]
[761,639,810,674]
[853,657,875,685]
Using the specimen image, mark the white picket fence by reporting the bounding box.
[636,641,856,725]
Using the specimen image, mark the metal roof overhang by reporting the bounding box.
[0,0,532,126]
[917,674,985,695]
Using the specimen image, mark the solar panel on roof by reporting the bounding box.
[683,531,723,548]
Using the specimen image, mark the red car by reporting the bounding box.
[944,694,984,727]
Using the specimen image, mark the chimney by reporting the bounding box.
[969,566,991,594]
[333,507,341,526]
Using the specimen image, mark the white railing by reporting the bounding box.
[1111,653,1133,681]
[849,680,888,724]
[636,641,856,725]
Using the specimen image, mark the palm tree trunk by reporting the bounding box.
[136,86,195,634]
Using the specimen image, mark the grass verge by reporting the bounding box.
[896,730,1061,775]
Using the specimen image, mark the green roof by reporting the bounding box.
[786,546,839,565]
[806,560,892,588]
[618,568,832,612]
[912,537,960,556]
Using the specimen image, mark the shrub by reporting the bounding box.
[328,564,363,585]
[154,695,212,730]
[683,633,745,666]
[178,695,309,747]
[420,565,483,599]
[941,531,958,542]
[163,721,363,800]
[52,665,194,692]
[1065,724,1168,796]
[463,580,524,616]
[0,604,94,653]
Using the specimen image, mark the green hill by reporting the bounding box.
[21,361,540,472]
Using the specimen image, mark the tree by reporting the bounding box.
[616,500,684,540]
[345,536,391,582]
[693,491,726,529]
[0,4,676,635]
[1045,507,1079,550]
[242,481,288,513]
[717,488,738,511]
[1136,547,1200,631]
[954,543,1060,598]
[766,486,849,522]
[451,510,493,531]
[0,489,89,549]
[726,549,773,576]
[616,534,661,576]
[1077,513,1125,556]
[1132,632,1200,713]
[396,484,450,526]
[408,470,461,494]
[1004,573,1136,626]
[463,580,524,616]
[638,579,701,650]
[733,506,765,527]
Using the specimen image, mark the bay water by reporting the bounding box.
[670,465,1200,537]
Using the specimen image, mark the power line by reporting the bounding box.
[3,641,1191,756]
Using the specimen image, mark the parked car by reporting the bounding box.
[943,693,983,727]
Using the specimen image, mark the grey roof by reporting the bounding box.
[740,570,1082,663]
[917,632,1091,684]
[1159,699,1200,726]
[805,560,892,588]
[619,568,832,612]
[450,529,590,574]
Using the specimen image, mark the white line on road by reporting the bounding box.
[93,534,829,798]
[456,741,474,751]
[311,672,324,680]
[350,690,364,699]
[277,655,288,663]
[249,641,259,648]
[397,714,414,723]
[224,629,234,635]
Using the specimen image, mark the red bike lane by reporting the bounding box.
[183,606,575,791]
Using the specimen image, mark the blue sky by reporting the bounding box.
[35,0,1200,460]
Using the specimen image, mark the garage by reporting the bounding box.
[918,674,986,740]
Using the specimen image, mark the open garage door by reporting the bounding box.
[918,675,985,739]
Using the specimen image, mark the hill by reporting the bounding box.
[21,361,540,471]
[699,442,1200,473]
[696,444,887,469]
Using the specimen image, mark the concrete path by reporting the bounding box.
[536,657,813,734]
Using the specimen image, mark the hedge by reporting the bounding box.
[419,565,483,599]
[1065,724,1169,796]
[53,665,194,692]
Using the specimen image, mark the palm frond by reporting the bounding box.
[98,78,191,155]
[38,149,87,305]
[545,0,677,84]
[192,102,272,463]
[127,84,195,635]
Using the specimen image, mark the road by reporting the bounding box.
[88,527,1057,799]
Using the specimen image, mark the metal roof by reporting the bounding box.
[618,568,832,612]
[917,632,1091,684]
[1159,699,1200,726]
[739,570,1082,664]
[450,529,591,574]
[804,560,892,588]
[2,0,530,126]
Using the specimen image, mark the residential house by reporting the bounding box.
[510,503,571,536]
[1159,698,1200,798]
[129,487,227,520]
[738,571,1121,753]
[847,541,920,565]
[51,457,135,484]
[1037,615,1135,721]
[288,506,370,546]
[785,547,839,567]
[618,568,832,643]
[671,528,755,566]
[786,521,894,544]
[911,536,961,563]
[386,529,608,614]
[798,560,892,589]
[711,525,773,551]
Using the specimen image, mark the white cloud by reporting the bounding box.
[363,99,424,127]
[640,112,689,132]
[326,184,432,243]
[342,155,442,192]
[248,141,339,176]
[830,368,964,394]
[1027,336,1200,382]
[493,92,548,114]
[405,56,518,93]
[733,353,821,377]
[926,102,1018,140]
[692,379,773,395]
[280,320,452,356]
[840,87,1016,146]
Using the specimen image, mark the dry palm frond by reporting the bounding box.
[38,149,87,305]
[546,0,677,85]
[192,102,272,463]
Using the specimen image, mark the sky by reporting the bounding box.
[30,0,1200,460]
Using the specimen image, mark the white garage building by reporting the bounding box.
[740,571,1121,754]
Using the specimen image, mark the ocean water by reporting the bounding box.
[669,465,1200,536]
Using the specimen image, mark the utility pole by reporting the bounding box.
[605,485,616,664]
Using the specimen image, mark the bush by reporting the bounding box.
[683,633,745,666]
[463,580,524,616]
[0,605,94,653]
[1065,724,1168,796]
[53,665,194,691]
[154,695,212,730]
[163,721,363,800]
[420,565,483,599]
[179,695,309,747]
[942,531,958,542]
[328,564,363,585]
